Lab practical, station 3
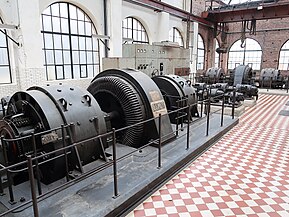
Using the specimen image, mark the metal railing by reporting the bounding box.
[0,90,237,217]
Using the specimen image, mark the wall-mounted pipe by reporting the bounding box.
[103,0,108,57]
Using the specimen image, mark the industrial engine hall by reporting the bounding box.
[0,0,289,216]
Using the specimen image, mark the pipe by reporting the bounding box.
[103,0,108,57]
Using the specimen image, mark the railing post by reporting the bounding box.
[1,136,15,204]
[112,128,119,198]
[31,134,42,195]
[176,100,179,137]
[206,88,211,136]
[286,76,289,93]
[61,125,69,182]
[27,155,39,217]
[232,89,236,119]
[221,93,225,127]
[158,113,162,169]
[186,105,190,150]
[200,90,204,118]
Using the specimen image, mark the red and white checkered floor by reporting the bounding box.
[127,94,289,217]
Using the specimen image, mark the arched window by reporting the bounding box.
[122,17,149,44]
[0,18,11,84]
[228,38,262,70]
[169,27,183,47]
[215,39,220,67]
[279,40,289,70]
[197,34,205,70]
[41,3,100,80]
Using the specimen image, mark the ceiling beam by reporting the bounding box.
[123,0,213,27]
[202,1,289,23]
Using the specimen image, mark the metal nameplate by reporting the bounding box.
[151,100,168,118]
[41,132,59,145]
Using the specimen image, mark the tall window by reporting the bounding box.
[215,39,220,67]
[197,34,205,70]
[228,38,262,70]
[41,3,100,80]
[122,17,149,44]
[169,27,183,47]
[0,18,11,84]
[279,40,289,70]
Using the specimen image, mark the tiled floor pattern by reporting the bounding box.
[127,94,289,217]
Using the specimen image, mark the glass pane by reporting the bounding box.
[71,19,78,34]
[79,51,86,64]
[0,67,10,83]
[62,35,69,49]
[42,15,52,31]
[71,36,78,50]
[93,52,99,64]
[54,34,62,49]
[78,21,85,35]
[42,7,51,16]
[73,65,80,79]
[44,34,53,49]
[52,17,61,32]
[79,37,85,50]
[86,38,92,50]
[72,51,79,64]
[45,50,54,64]
[85,22,91,35]
[55,50,63,64]
[51,4,59,16]
[64,65,72,79]
[69,5,77,19]
[56,65,64,79]
[61,18,69,33]
[87,52,92,64]
[59,3,68,18]
[0,48,8,65]
[63,51,70,64]
[80,65,87,78]
[87,65,93,78]
[77,9,85,21]
[47,66,55,80]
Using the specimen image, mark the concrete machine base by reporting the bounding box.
[0,114,238,217]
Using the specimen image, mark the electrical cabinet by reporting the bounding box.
[102,43,190,77]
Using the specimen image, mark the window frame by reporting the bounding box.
[0,17,12,84]
[122,17,149,44]
[41,2,100,81]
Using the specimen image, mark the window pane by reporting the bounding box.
[52,17,61,32]
[62,35,69,49]
[69,5,77,19]
[59,3,68,18]
[78,21,85,35]
[80,65,87,78]
[63,51,71,64]
[79,37,85,50]
[56,65,64,79]
[61,18,69,33]
[64,65,72,79]
[51,4,59,17]
[71,19,78,34]
[44,34,53,49]
[0,48,9,65]
[55,50,63,64]
[0,67,10,83]
[54,34,62,49]
[71,36,78,50]
[45,50,54,64]
[42,16,52,31]
[72,51,79,64]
